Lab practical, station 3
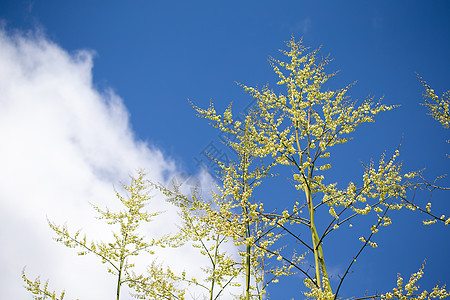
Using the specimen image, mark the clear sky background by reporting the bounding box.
[0,1,449,299]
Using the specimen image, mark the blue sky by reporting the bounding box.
[0,1,449,299]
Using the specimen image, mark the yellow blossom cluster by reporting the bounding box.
[381,263,449,300]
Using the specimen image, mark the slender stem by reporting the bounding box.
[296,119,323,290]
[246,242,251,300]
[209,234,220,300]
[240,156,251,300]
[117,259,123,300]
[297,111,331,292]
[305,186,322,289]
[117,230,129,300]
[244,201,251,300]
[305,183,330,291]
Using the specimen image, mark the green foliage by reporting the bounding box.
[418,74,450,160]
[418,74,450,129]
[147,182,244,300]
[23,170,184,300]
[23,39,449,300]
[22,269,67,300]
[380,263,449,300]
[191,37,449,299]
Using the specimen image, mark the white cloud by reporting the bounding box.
[281,17,312,35]
[0,28,239,299]
[299,17,312,34]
